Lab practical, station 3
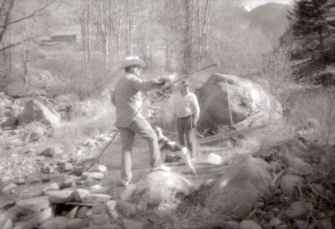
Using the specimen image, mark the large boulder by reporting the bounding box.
[130,171,194,209]
[206,157,273,220]
[197,73,283,130]
[18,99,60,128]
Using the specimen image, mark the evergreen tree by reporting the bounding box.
[289,0,329,52]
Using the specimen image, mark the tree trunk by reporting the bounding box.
[125,0,132,56]
[117,0,123,61]
[0,0,15,45]
[165,0,171,72]
[183,0,193,73]
[201,0,212,61]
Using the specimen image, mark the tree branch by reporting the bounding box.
[0,38,34,52]
[0,0,15,44]
[0,0,57,29]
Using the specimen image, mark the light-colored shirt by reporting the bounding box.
[174,91,200,121]
[113,73,157,127]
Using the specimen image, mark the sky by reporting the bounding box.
[243,0,293,11]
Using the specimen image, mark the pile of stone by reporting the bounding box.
[0,161,196,229]
[174,138,335,229]
[0,163,143,229]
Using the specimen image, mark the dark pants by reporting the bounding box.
[177,115,196,157]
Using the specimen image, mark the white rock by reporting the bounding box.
[81,193,111,203]
[204,153,223,165]
[82,172,104,181]
[89,164,107,173]
[73,188,91,202]
[47,189,75,204]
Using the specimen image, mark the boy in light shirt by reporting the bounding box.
[174,80,200,158]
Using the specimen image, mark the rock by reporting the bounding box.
[206,157,272,220]
[73,189,91,202]
[310,183,324,193]
[41,174,51,183]
[2,183,17,195]
[286,201,313,218]
[81,194,111,203]
[130,171,193,208]
[15,178,25,185]
[16,196,50,213]
[82,172,104,181]
[122,218,144,229]
[39,216,68,229]
[91,204,108,215]
[240,220,262,229]
[156,202,178,217]
[39,147,56,157]
[13,207,52,229]
[47,189,75,204]
[29,125,45,142]
[59,162,74,173]
[198,73,282,130]
[295,219,307,229]
[42,183,60,193]
[18,99,60,128]
[90,184,109,193]
[280,174,304,196]
[60,176,76,188]
[112,184,137,201]
[41,165,54,174]
[91,213,111,225]
[204,153,223,165]
[88,164,107,173]
[65,218,91,229]
[116,200,138,217]
[69,168,84,176]
[1,117,18,129]
[269,217,283,228]
[106,200,119,219]
[76,206,90,218]
[83,224,121,229]
[281,153,314,175]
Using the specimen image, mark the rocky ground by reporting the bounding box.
[0,91,334,229]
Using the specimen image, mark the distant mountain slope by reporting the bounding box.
[247,3,291,43]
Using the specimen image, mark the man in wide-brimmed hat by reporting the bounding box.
[174,79,200,158]
[112,56,171,186]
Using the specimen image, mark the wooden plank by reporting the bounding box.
[199,126,263,144]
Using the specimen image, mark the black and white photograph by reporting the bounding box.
[0,0,334,228]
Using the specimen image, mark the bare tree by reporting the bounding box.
[97,0,113,69]
[0,0,15,45]
[81,0,91,66]
[183,0,193,73]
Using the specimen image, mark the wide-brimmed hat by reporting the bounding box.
[121,56,146,69]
